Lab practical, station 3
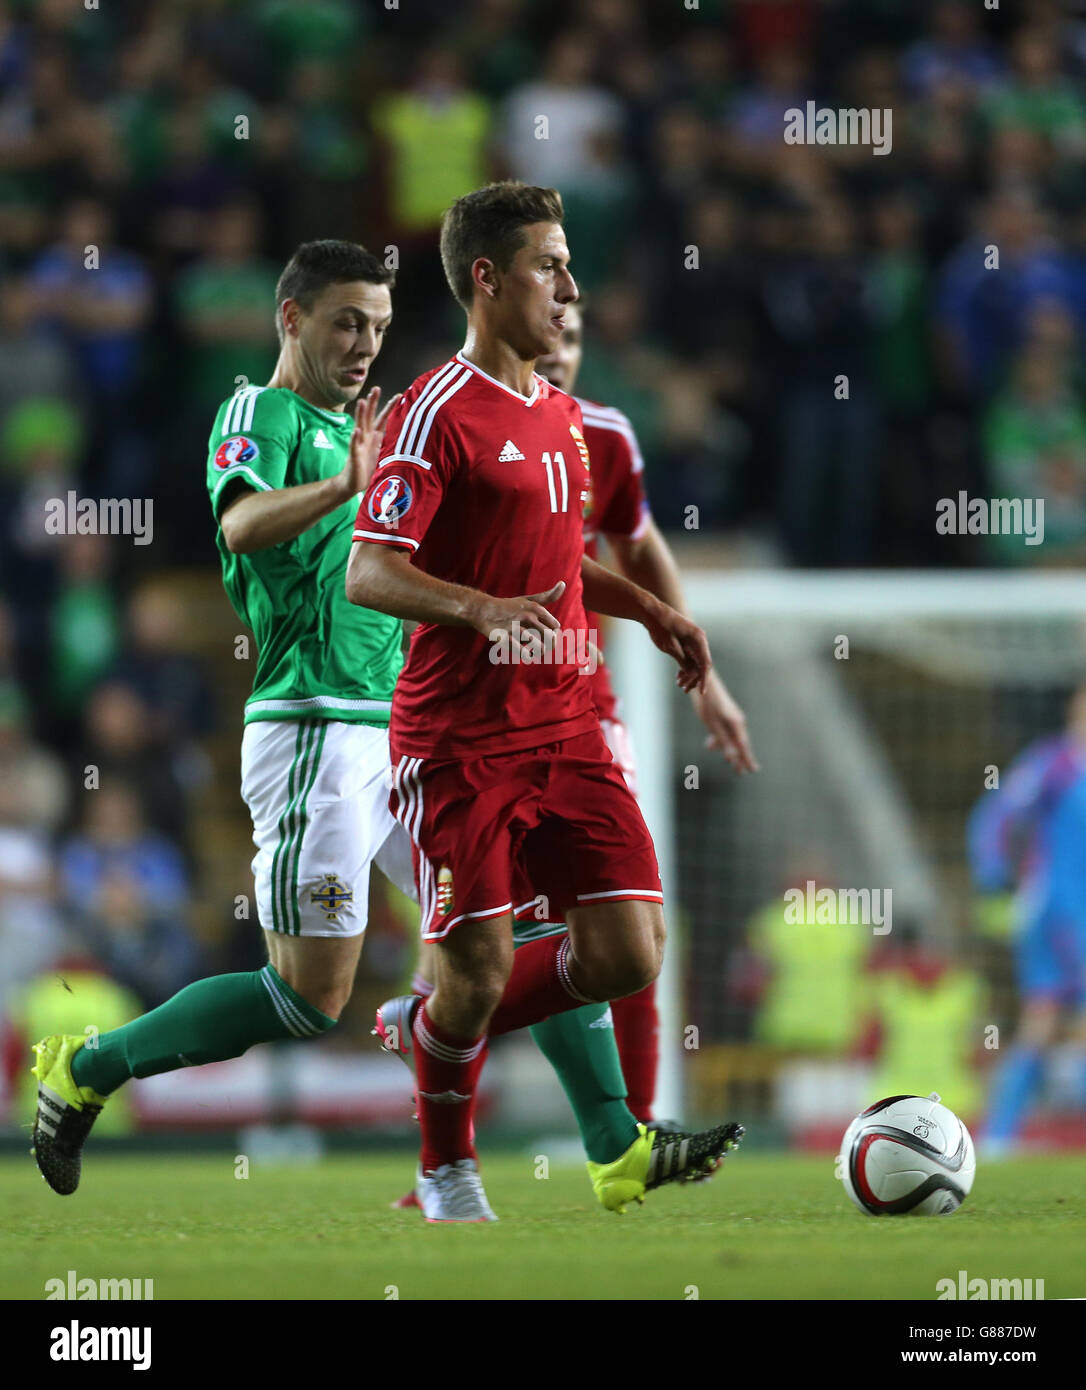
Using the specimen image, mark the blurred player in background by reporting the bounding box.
[31,241,413,1194]
[348,181,744,1221]
[524,301,757,1122]
[968,684,1086,1153]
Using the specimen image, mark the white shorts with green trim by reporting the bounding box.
[241,719,416,938]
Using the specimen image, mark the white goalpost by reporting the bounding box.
[608,569,1086,1124]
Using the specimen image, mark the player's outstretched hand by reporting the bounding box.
[474,581,565,657]
[644,604,711,694]
[341,386,403,498]
[692,668,759,774]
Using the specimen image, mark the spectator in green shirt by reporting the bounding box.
[174,199,279,416]
[253,0,365,86]
[983,339,1086,564]
[982,26,1086,155]
[870,193,932,421]
[47,534,121,733]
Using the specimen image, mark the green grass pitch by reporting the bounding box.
[2,1151,1083,1300]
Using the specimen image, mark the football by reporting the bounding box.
[839,1093,977,1216]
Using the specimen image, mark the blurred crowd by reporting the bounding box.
[3,0,1086,1101]
[0,579,215,1030]
[2,0,1086,571]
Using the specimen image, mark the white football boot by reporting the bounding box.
[416,1158,498,1223]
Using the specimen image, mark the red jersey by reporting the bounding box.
[355,352,599,759]
[577,397,652,724]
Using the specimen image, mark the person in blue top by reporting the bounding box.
[967,685,1086,1151]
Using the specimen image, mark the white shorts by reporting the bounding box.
[240,719,416,938]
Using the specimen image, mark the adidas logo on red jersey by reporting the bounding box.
[498,440,525,461]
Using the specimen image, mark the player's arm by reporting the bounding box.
[220,387,399,554]
[966,792,1014,891]
[221,473,354,554]
[605,519,687,612]
[346,541,565,651]
[580,554,709,694]
[605,520,759,773]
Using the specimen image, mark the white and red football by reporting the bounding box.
[839,1093,976,1216]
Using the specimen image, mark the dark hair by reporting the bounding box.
[275,240,395,342]
[440,181,564,310]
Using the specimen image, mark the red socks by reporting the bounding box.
[487,934,596,1036]
[412,1003,487,1173]
[412,935,599,1171]
[412,935,596,1037]
[610,980,659,1122]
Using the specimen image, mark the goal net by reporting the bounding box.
[608,570,1086,1142]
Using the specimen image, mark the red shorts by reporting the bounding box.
[600,716,639,800]
[390,728,662,941]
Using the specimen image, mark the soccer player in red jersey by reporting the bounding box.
[347,183,743,1221]
[400,300,757,1177]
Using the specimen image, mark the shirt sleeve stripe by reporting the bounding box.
[630,506,652,540]
[352,529,420,550]
[222,389,245,435]
[375,453,433,471]
[395,361,462,455]
[580,413,645,474]
[409,368,472,460]
[242,387,262,431]
[223,386,263,436]
[212,464,273,504]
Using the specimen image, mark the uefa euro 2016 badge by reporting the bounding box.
[369,474,413,530]
[569,424,592,518]
[309,873,354,923]
[437,865,455,916]
[214,435,259,469]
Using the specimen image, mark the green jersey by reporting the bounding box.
[206,385,402,726]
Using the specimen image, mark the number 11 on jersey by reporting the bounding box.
[543,451,568,513]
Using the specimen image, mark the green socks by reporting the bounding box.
[70,957,638,1170]
[70,964,335,1097]
[530,1002,639,1163]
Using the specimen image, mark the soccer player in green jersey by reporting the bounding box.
[31,241,415,1194]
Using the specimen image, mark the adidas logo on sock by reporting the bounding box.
[498,440,525,461]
